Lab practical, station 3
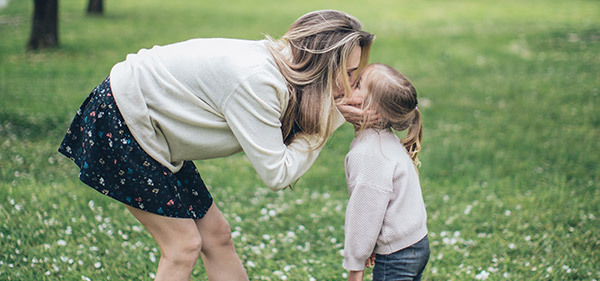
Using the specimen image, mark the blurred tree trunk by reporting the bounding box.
[87,0,103,14]
[27,0,59,50]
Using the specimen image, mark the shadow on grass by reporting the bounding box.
[0,110,68,141]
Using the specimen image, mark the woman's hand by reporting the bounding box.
[336,97,379,128]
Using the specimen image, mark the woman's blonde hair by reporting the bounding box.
[266,10,374,146]
[359,63,423,167]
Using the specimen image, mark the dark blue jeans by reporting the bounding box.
[373,236,430,281]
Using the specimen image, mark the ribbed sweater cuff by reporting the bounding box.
[343,256,367,271]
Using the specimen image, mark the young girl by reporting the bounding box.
[58,10,374,281]
[343,63,429,281]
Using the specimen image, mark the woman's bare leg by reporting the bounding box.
[195,203,249,281]
[126,206,202,281]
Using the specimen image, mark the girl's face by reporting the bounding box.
[350,66,373,101]
[333,45,362,99]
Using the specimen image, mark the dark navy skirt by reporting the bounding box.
[58,77,213,219]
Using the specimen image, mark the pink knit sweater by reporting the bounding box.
[343,128,428,271]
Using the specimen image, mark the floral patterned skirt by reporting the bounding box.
[58,77,213,219]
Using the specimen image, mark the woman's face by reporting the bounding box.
[333,45,362,99]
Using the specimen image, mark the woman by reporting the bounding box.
[59,10,375,281]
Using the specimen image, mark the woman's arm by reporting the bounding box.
[223,74,345,190]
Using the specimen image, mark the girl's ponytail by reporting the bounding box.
[401,108,422,167]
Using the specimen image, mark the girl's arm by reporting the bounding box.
[343,148,394,271]
[348,270,364,281]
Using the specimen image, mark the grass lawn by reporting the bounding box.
[1,0,599,280]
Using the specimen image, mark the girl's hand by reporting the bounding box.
[336,97,379,128]
[365,253,376,268]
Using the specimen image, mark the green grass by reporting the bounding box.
[1,0,599,280]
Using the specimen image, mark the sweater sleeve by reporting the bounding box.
[343,149,394,271]
[222,73,345,190]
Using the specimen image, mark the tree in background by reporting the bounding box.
[87,0,103,14]
[27,0,59,50]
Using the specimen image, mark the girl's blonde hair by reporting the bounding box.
[360,63,423,167]
[266,10,374,146]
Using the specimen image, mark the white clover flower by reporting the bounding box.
[94,262,102,269]
[475,270,489,280]
[247,261,256,268]
[57,240,67,246]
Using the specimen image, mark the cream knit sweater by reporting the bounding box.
[343,128,428,271]
[109,38,345,190]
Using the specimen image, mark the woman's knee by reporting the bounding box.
[210,218,234,246]
[161,233,203,264]
[196,204,235,248]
